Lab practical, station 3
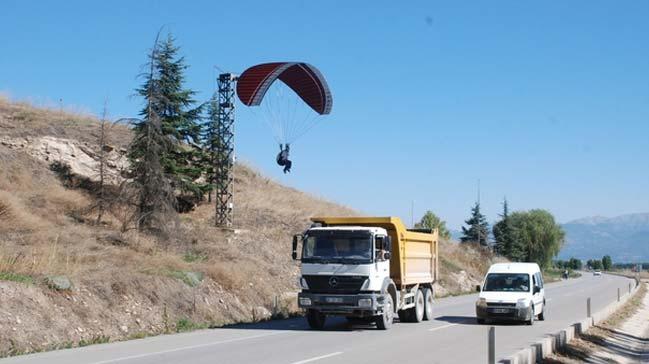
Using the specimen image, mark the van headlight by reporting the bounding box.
[476,298,487,307]
[299,297,312,306]
[516,299,530,308]
[358,298,373,308]
[299,277,309,289]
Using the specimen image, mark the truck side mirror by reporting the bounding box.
[476,285,481,292]
[533,285,541,294]
[292,234,302,260]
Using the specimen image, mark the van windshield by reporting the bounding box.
[483,273,530,292]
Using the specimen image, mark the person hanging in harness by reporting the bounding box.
[276,144,292,174]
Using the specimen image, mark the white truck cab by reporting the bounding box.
[475,263,546,325]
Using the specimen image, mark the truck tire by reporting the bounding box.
[306,309,326,330]
[413,289,425,322]
[423,288,434,321]
[375,294,394,330]
[404,289,425,323]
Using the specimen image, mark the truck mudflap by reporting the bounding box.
[298,292,386,316]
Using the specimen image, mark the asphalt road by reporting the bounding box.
[1,273,634,364]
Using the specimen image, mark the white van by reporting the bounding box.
[475,263,546,325]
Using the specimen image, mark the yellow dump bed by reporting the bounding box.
[310,217,438,287]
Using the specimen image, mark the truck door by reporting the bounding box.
[374,235,391,285]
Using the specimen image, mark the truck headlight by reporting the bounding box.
[476,298,487,307]
[299,277,309,289]
[516,299,530,308]
[299,297,312,306]
[358,298,373,308]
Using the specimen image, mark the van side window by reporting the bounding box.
[539,273,544,288]
[532,274,537,289]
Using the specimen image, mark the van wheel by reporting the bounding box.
[306,309,326,330]
[526,306,534,326]
[375,294,394,330]
[539,301,546,321]
[423,288,434,321]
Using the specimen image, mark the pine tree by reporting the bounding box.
[150,35,207,204]
[128,34,177,234]
[492,198,522,259]
[460,202,490,245]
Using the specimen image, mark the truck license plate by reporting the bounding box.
[492,308,509,313]
[325,297,343,303]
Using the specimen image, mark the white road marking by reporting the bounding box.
[290,351,343,364]
[90,331,290,364]
[428,323,458,332]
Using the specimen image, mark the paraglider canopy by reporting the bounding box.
[236,62,332,115]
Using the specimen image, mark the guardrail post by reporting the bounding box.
[587,297,591,318]
[618,288,620,302]
[488,326,495,364]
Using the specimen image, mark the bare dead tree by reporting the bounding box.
[127,31,178,238]
[95,100,109,224]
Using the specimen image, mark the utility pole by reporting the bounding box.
[215,73,237,227]
[411,200,414,228]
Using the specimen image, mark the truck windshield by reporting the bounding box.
[483,273,530,292]
[302,230,372,264]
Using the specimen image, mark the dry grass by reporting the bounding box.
[0,95,132,149]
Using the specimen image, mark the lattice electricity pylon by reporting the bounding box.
[215,73,237,227]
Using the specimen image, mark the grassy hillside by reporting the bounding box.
[0,96,501,356]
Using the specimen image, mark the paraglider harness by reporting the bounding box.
[276,144,292,173]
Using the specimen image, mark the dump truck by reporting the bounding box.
[291,216,439,330]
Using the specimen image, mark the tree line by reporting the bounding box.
[415,199,565,269]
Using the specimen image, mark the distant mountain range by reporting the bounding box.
[559,213,649,262]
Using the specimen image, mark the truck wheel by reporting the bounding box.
[375,294,394,330]
[306,309,326,330]
[410,289,425,323]
[423,288,434,321]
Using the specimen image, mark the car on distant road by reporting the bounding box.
[475,263,546,325]
[593,270,602,276]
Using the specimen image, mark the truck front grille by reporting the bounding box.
[303,275,367,293]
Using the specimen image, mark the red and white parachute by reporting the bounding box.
[236,62,332,144]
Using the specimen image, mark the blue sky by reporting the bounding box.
[2,1,648,230]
